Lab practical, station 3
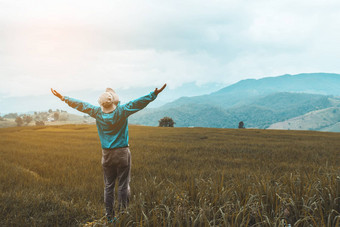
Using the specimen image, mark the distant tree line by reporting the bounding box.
[15,115,33,126]
[1,109,69,127]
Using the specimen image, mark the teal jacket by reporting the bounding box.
[64,92,157,149]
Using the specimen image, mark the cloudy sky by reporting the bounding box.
[0,0,339,98]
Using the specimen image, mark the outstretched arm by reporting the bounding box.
[51,88,99,118]
[122,83,166,117]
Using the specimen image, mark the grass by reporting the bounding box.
[0,124,339,226]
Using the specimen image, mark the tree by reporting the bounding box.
[238,121,245,129]
[159,117,175,127]
[48,109,53,113]
[54,112,60,121]
[15,116,24,126]
[23,115,33,125]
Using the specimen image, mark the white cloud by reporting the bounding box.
[0,0,339,97]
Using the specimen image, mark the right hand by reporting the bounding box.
[51,88,64,101]
[154,84,167,95]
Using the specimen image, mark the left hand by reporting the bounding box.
[51,88,64,101]
[154,84,167,95]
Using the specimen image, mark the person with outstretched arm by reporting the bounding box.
[51,84,166,223]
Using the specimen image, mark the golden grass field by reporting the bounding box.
[0,124,339,226]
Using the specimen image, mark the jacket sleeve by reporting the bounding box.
[121,92,157,117]
[64,96,100,118]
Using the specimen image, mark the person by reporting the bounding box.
[51,84,166,222]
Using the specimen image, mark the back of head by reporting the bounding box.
[98,88,119,113]
[105,88,119,105]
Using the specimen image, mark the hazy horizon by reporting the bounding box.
[1,72,339,115]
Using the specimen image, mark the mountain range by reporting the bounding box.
[1,72,339,132]
[129,73,340,131]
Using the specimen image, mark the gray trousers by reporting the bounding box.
[102,147,131,216]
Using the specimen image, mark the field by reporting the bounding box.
[0,125,339,226]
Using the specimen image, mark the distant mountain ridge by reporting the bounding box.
[214,73,340,96]
[162,73,340,109]
[130,73,340,131]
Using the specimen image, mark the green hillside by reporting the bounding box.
[268,107,340,132]
[130,92,335,129]
[229,92,333,129]
[131,73,340,130]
